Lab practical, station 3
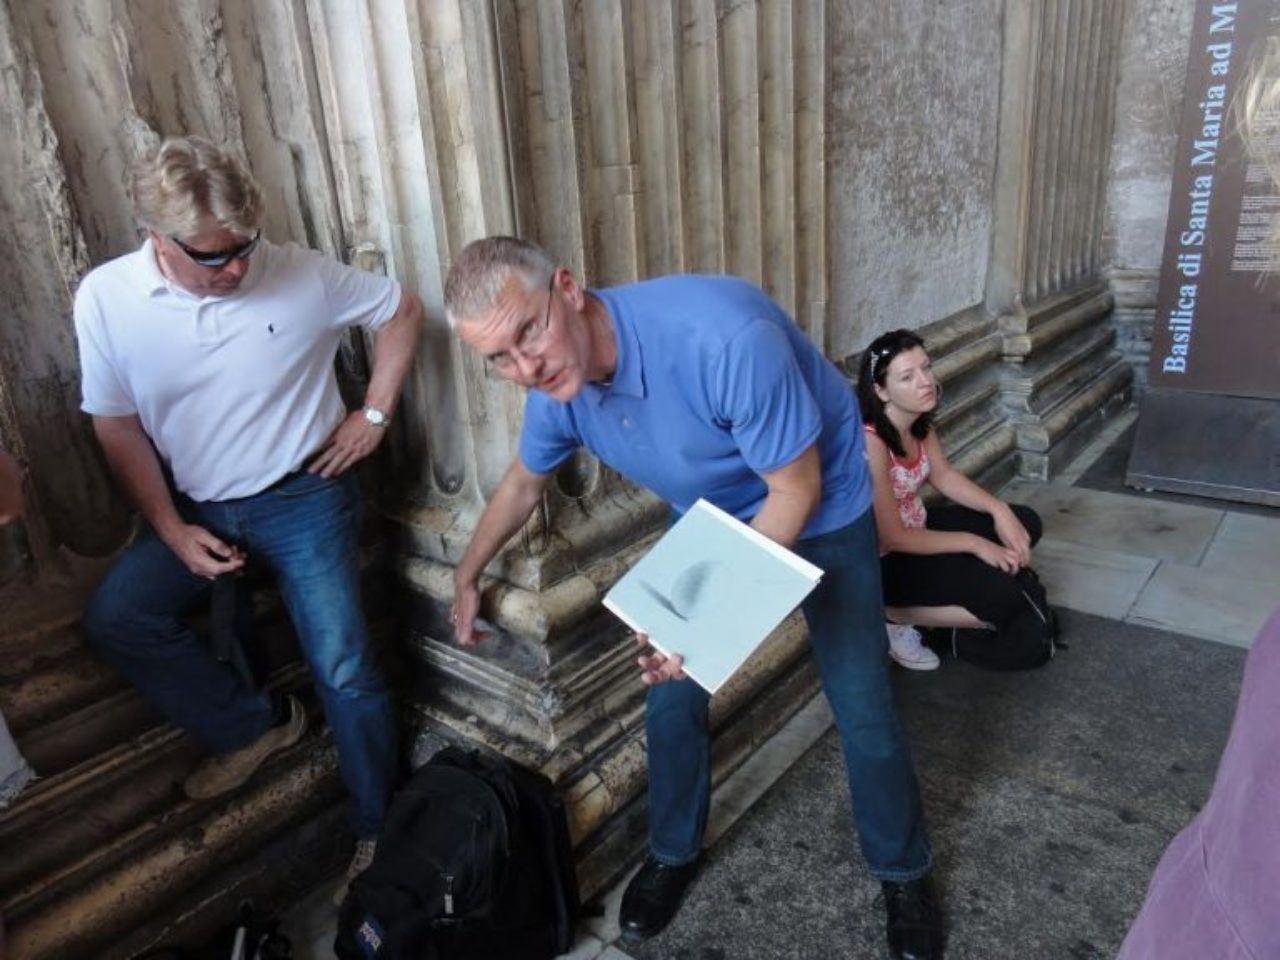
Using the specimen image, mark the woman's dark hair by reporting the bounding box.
[855,328,933,458]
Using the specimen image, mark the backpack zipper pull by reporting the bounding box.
[443,873,455,916]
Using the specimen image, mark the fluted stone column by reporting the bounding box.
[0,1,128,609]
[372,1,838,892]
[987,0,1133,479]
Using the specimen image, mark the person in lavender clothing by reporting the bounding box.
[1116,607,1280,959]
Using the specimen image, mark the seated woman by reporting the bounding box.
[856,329,1047,670]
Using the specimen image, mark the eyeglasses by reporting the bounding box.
[488,272,556,374]
[169,230,261,268]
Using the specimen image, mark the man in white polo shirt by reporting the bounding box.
[75,136,422,891]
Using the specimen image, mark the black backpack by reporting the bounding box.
[949,567,1061,671]
[334,746,579,960]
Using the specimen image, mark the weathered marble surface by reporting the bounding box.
[828,0,1004,358]
[1106,0,1197,273]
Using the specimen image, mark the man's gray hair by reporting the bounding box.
[444,236,556,328]
[131,136,262,239]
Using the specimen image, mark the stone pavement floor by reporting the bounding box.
[617,609,1244,960]
[286,409,1278,958]
[1006,410,1279,650]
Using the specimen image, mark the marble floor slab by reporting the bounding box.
[1031,537,1159,621]
[1198,510,1280,581]
[579,694,835,950]
[1129,560,1278,648]
[626,610,1245,960]
[1004,482,1224,565]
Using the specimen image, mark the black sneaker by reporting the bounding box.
[882,875,944,959]
[619,854,702,943]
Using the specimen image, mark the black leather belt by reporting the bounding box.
[210,574,256,688]
[259,469,305,494]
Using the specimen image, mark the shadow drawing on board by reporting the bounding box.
[638,560,724,622]
[603,500,822,694]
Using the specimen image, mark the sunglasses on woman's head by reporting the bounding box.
[868,344,896,378]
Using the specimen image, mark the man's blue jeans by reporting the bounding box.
[83,471,396,838]
[645,507,932,881]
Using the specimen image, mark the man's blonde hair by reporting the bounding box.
[131,136,262,239]
[444,236,556,328]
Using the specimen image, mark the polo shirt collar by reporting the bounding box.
[586,288,646,405]
[134,238,171,298]
[131,236,267,301]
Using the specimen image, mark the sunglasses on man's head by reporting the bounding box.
[169,230,261,268]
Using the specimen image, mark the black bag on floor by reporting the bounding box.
[950,568,1060,671]
[334,746,579,960]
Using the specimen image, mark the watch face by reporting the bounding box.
[364,407,388,426]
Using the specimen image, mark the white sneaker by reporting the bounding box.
[334,838,378,906]
[887,623,940,671]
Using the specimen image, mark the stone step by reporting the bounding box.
[0,723,193,896]
[16,683,165,780]
[1000,285,1113,359]
[1013,355,1134,480]
[1001,324,1117,417]
[834,311,999,383]
[931,327,1003,386]
[0,661,311,896]
[0,577,354,960]
[2,599,302,772]
[937,372,1001,442]
[1,642,128,742]
[5,730,344,960]
[996,281,1133,481]
[0,618,88,690]
[103,802,349,960]
[920,308,998,357]
[931,357,1016,482]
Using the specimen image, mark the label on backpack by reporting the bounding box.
[354,913,387,958]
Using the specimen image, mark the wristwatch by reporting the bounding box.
[363,405,390,427]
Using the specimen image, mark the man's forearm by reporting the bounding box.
[750,490,817,548]
[751,444,822,548]
[364,291,424,415]
[93,417,184,539]
[455,462,548,587]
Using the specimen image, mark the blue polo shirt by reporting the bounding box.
[519,275,871,539]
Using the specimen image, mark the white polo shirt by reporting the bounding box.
[74,238,401,501]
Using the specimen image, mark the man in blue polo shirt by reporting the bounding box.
[446,236,942,960]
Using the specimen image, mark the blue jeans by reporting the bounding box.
[645,507,932,881]
[83,471,397,838]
